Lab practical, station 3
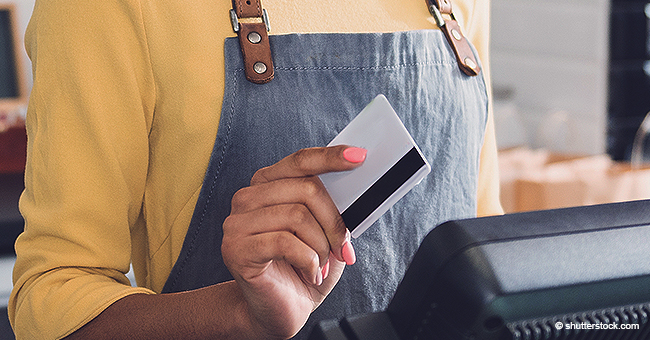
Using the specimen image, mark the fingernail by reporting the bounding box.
[342,241,356,265]
[343,147,367,163]
[316,268,323,286]
[321,259,330,280]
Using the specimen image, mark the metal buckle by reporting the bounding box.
[230,8,271,33]
[427,4,446,28]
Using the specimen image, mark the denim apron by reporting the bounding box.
[162,30,488,338]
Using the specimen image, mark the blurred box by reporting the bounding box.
[499,147,650,212]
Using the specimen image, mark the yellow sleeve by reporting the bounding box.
[10,1,155,338]
[456,0,505,216]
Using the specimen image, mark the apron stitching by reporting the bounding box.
[232,62,455,73]
[167,71,239,290]
[272,62,453,71]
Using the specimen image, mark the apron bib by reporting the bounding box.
[162,30,488,339]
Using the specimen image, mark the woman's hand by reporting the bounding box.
[221,145,366,339]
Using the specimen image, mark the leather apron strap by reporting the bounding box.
[229,0,275,84]
[425,0,481,76]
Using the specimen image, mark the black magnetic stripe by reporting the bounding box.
[341,147,426,232]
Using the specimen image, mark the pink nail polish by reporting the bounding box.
[341,241,356,265]
[343,147,367,163]
[321,259,330,280]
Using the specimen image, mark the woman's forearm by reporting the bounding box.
[63,281,264,340]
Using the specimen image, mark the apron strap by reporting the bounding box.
[229,0,275,84]
[426,0,481,76]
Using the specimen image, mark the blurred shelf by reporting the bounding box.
[0,125,26,174]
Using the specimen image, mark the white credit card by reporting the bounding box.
[319,95,431,238]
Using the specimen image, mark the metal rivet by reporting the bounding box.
[253,62,267,74]
[464,57,477,70]
[451,29,462,41]
[247,31,262,44]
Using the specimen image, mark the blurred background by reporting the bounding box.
[0,0,649,338]
[491,0,650,213]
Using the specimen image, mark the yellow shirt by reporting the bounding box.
[10,0,501,338]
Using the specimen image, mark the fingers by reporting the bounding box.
[224,145,363,292]
[232,174,351,264]
[232,177,336,215]
[247,145,365,264]
[250,145,366,185]
[224,204,332,268]
[223,231,323,286]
